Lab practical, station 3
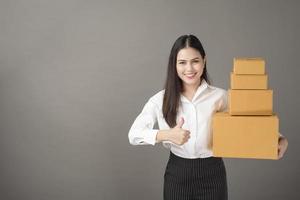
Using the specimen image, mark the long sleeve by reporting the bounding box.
[128,99,159,146]
[217,89,228,112]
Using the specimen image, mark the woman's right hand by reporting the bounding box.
[167,117,190,145]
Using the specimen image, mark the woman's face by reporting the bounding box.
[176,47,205,89]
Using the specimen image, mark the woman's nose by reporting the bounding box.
[186,62,193,69]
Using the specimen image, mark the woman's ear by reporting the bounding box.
[203,56,206,65]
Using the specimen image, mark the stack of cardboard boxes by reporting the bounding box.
[213,58,279,159]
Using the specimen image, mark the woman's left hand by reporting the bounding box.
[278,134,288,159]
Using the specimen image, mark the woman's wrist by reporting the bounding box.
[156,130,170,143]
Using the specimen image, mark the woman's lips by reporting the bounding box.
[185,73,197,79]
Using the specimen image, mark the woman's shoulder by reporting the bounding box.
[148,89,165,106]
[207,84,227,96]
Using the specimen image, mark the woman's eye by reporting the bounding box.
[193,60,199,63]
[179,62,185,64]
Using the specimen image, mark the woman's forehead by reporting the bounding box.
[177,48,202,60]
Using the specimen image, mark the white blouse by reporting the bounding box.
[128,79,228,159]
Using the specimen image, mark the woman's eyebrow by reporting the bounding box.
[177,57,200,61]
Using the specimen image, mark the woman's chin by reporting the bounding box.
[183,77,200,85]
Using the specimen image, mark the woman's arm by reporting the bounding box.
[155,130,170,143]
[128,99,160,146]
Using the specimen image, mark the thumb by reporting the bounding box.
[175,117,184,128]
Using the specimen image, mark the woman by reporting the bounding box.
[128,34,288,200]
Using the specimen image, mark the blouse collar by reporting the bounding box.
[180,79,209,103]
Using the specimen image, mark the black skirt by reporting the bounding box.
[164,151,228,200]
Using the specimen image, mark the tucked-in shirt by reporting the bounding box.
[128,79,229,158]
[128,79,283,158]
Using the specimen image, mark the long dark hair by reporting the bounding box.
[162,34,211,128]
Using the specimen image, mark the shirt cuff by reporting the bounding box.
[143,129,159,146]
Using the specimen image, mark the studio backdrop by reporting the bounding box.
[0,0,299,199]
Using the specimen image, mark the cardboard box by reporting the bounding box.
[212,112,279,159]
[230,72,268,89]
[233,58,265,74]
[228,89,273,115]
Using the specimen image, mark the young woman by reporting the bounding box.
[128,34,288,200]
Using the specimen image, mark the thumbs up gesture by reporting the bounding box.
[168,117,191,145]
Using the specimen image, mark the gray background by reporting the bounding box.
[0,0,299,199]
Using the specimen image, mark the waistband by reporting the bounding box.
[168,150,223,169]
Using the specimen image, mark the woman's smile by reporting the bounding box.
[185,72,197,79]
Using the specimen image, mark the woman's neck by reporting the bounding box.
[183,85,198,95]
[183,79,202,95]
[182,82,201,101]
